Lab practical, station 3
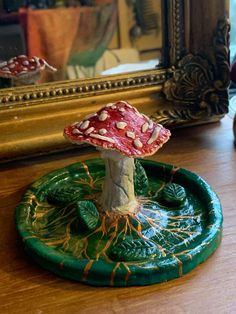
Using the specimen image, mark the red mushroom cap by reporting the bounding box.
[64,101,171,157]
[0,55,56,79]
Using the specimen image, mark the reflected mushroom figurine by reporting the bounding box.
[0,55,57,86]
[64,100,171,214]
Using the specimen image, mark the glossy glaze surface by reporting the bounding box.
[16,159,222,286]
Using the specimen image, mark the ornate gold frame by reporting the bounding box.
[0,0,230,162]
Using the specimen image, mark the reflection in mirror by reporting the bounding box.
[0,0,164,87]
[230,0,236,118]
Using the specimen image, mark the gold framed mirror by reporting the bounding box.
[0,0,230,162]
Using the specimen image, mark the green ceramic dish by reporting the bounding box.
[16,159,222,286]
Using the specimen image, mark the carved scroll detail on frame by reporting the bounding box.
[159,18,230,126]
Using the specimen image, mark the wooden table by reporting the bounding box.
[1,116,236,314]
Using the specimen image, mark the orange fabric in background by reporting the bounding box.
[19,7,81,82]
[19,4,116,83]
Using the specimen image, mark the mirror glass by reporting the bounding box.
[0,0,164,87]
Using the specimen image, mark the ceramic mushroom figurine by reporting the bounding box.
[64,100,171,214]
[16,100,223,286]
[0,55,57,86]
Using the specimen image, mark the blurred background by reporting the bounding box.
[0,0,163,86]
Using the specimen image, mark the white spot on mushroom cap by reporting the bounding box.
[116,122,127,130]
[22,67,28,71]
[142,122,149,133]
[133,138,143,149]
[142,114,154,129]
[22,60,29,66]
[126,131,135,139]
[147,126,161,144]
[72,129,82,135]
[99,128,107,135]
[85,127,95,135]
[111,105,117,109]
[98,111,108,121]
[9,64,15,69]
[2,67,9,71]
[118,108,125,112]
[90,133,115,143]
[80,120,90,130]
[149,120,154,129]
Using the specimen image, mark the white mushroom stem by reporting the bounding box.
[99,150,138,214]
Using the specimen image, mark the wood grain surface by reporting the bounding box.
[0,116,235,314]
